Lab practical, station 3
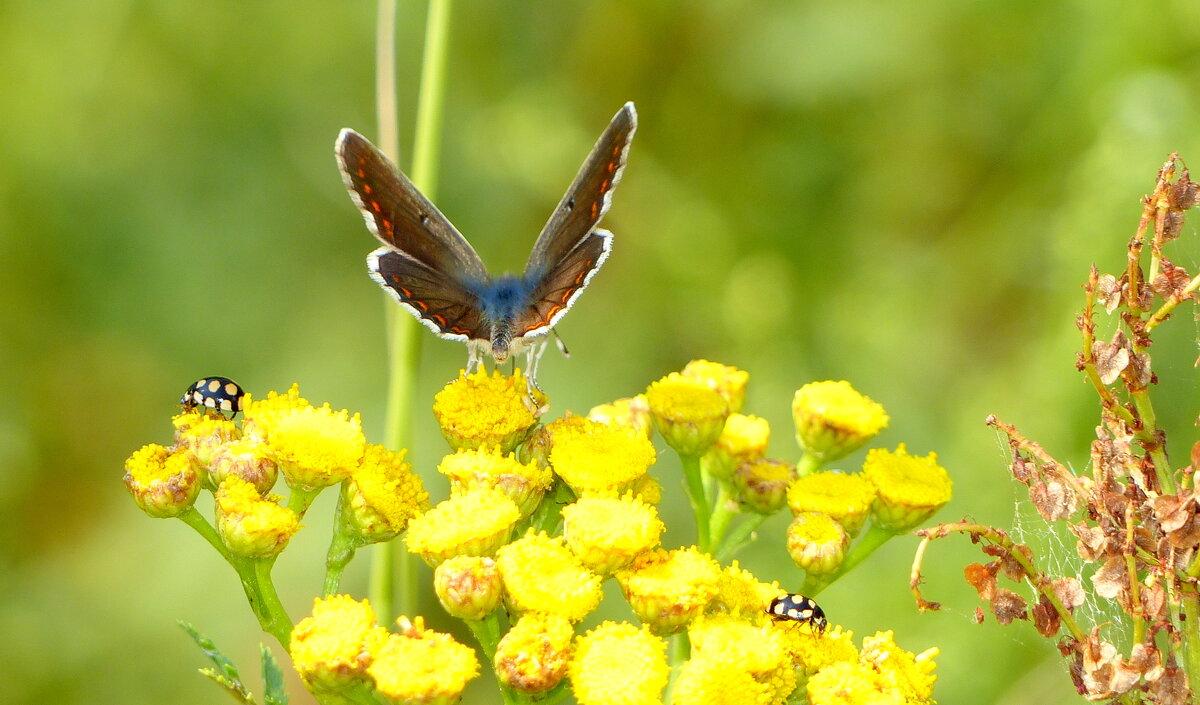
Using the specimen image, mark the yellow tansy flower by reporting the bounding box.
[549,417,656,496]
[645,372,731,457]
[861,630,939,702]
[588,395,654,439]
[494,612,575,694]
[256,404,366,491]
[787,471,877,537]
[672,657,775,705]
[240,383,310,439]
[290,595,386,693]
[707,562,782,621]
[689,615,796,704]
[405,488,519,565]
[123,443,201,518]
[630,473,663,505]
[496,531,603,623]
[781,624,857,677]
[343,444,429,543]
[433,555,503,621]
[681,359,750,413]
[214,476,300,558]
[702,413,770,480]
[792,381,888,464]
[569,622,669,705]
[173,414,240,470]
[616,547,723,634]
[786,511,850,575]
[733,458,796,514]
[807,661,904,705]
[433,369,541,452]
[861,444,952,531]
[368,616,480,705]
[438,445,552,516]
[561,494,665,574]
[208,438,278,495]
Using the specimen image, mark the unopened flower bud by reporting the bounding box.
[588,395,654,439]
[495,612,574,694]
[681,359,749,413]
[786,512,849,575]
[214,476,300,558]
[862,444,952,532]
[792,381,888,464]
[123,444,201,518]
[208,439,278,494]
[433,556,503,621]
[733,458,796,514]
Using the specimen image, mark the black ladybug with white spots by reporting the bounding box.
[180,376,245,416]
[767,593,827,635]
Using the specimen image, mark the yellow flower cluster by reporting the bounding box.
[123,383,428,559]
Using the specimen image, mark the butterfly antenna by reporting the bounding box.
[552,330,571,359]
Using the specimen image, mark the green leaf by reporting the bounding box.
[180,621,256,704]
[261,644,288,705]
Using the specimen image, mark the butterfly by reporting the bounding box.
[336,102,637,380]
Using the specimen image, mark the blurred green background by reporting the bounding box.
[4,1,1200,703]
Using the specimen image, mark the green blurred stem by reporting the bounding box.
[250,557,294,649]
[465,615,528,705]
[1182,555,1200,688]
[664,632,690,704]
[714,513,768,562]
[796,451,822,478]
[803,523,894,596]
[1129,389,1176,494]
[286,486,321,518]
[679,453,712,553]
[371,0,454,623]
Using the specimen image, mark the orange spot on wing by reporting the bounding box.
[590,202,599,219]
[431,313,447,327]
[362,183,373,195]
[357,168,366,178]
[370,199,382,212]
[381,218,392,233]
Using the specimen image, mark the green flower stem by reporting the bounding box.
[287,486,322,518]
[664,632,690,704]
[1182,556,1200,688]
[803,523,894,596]
[372,0,454,624]
[251,557,294,648]
[714,513,768,562]
[679,453,712,553]
[796,451,822,478]
[176,507,231,562]
[465,615,528,705]
[324,493,360,596]
[707,479,738,551]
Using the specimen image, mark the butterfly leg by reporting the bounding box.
[466,345,485,375]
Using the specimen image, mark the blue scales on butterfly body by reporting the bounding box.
[337,103,636,382]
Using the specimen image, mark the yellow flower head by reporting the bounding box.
[806,661,903,705]
[792,381,888,463]
[367,616,480,705]
[781,622,857,677]
[630,473,663,505]
[173,414,240,471]
[688,615,796,704]
[405,488,520,565]
[787,471,877,537]
[433,555,503,621]
[208,438,278,495]
[733,458,796,515]
[433,369,541,453]
[707,562,782,622]
[860,630,939,702]
[240,383,310,438]
[290,595,386,693]
[588,395,654,440]
[561,494,665,574]
[681,359,750,413]
[123,443,201,518]
[672,656,775,705]
[702,413,770,480]
[496,531,603,622]
[861,444,952,532]
[549,417,657,496]
[256,403,366,491]
[616,547,723,634]
[214,476,300,558]
[786,511,849,575]
[569,622,669,705]
[344,444,429,544]
[646,372,731,457]
[438,445,552,516]
[494,612,575,694]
